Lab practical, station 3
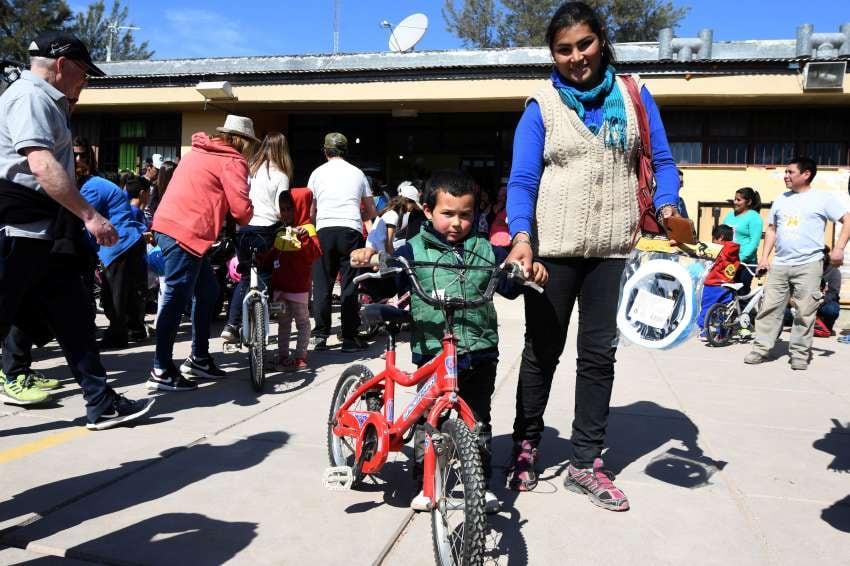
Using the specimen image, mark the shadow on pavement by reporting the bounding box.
[11,512,257,566]
[813,418,850,532]
[0,432,288,549]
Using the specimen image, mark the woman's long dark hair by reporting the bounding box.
[545,2,616,67]
[736,187,762,212]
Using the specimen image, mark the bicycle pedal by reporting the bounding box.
[322,466,354,491]
[222,342,241,354]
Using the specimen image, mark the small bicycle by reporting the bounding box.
[324,253,541,566]
[703,264,765,347]
[223,242,270,392]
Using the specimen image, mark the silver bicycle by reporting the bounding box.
[703,264,764,347]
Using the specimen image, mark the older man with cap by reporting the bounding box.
[308,132,377,352]
[0,31,153,429]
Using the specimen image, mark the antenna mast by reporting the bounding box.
[106,22,141,62]
[333,0,340,54]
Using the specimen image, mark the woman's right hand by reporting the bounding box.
[505,234,534,278]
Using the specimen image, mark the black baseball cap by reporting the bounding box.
[28,31,106,77]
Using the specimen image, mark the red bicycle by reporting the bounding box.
[324,254,541,566]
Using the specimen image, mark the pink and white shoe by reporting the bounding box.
[563,458,630,511]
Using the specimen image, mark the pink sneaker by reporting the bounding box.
[564,458,629,511]
[507,440,539,492]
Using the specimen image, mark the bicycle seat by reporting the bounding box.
[721,282,744,291]
[361,304,412,326]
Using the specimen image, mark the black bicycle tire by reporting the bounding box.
[705,302,734,347]
[431,418,487,566]
[327,364,375,486]
[249,299,266,392]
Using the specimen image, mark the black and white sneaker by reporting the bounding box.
[147,368,198,391]
[180,356,227,379]
[220,324,239,343]
[87,395,154,431]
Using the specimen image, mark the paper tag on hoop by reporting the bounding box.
[629,289,675,329]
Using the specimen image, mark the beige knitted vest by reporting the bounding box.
[530,76,641,258]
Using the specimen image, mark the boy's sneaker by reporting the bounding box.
[87,395,154,431]
[278,357,308,372]
[340,337,368,352]
[2,374,50,405]
[563,458,630,512]
[312,336,329,351]
[698,330,707,341]
[507,440,539,492]
[484,490,501,514]
[0,369,59,391]
[147,368,198,392]
[180,356,226,379]
[220,324,240,343]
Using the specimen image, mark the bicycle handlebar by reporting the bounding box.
[352,252,542,309]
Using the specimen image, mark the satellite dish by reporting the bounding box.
[388,13,428,52]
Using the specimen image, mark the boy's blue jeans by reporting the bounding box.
[154,233,218,371]
[697,284,734,328]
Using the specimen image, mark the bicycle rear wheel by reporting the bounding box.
[248,299,266,392]
[431,418,487,566]
[705,302,735,347]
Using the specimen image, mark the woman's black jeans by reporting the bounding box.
[226,225,277,328]
[512,257,626,469]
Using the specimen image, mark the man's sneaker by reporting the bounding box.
[507,440,539,492]
[790,358,809,371]
[87,396,154,431]
[312,336,329,351]
[220,324,240,343]
[2,374,50,405]
[484,490,501,514]
[744,351,767,364]
[180,356,226,379]
[411,490,431,512]
[563,458,630,512]
[0,369,59,391]
[147,368,198,392]
[98,335,128,350]
[128,328,149,342]
[340,338,368,352]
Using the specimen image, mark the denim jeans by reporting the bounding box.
[0,235,114,422]
[512,257,626,468]
[154,233,219,371]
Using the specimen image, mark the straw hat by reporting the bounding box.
[216,115,258,142]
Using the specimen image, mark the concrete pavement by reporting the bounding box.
[0,298,848,565]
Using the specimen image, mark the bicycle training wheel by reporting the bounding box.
[248,300,266,392]
[704,302,735,347]
[327,364,377,486]
[431,418,487,566]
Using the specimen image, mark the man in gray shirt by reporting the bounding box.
[745,157,850,370]
[0,32,152,429]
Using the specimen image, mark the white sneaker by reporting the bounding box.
[485,490,501,514]
[410,490,431,512]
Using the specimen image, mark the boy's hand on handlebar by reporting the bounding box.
[350,247,378,269]
[531,261,548,286]
[756,260,770,276]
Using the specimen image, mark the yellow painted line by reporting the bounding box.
[0,427,90,464]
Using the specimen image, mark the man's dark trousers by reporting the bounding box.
[0,234,114,421]
[101,237,148,342]
[311,227,364,340]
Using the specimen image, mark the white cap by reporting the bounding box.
[151,154,164,169]
[397,181,420,205]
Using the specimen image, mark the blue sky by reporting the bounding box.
[70,0,849,60]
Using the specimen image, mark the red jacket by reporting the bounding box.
[152,133,253,256]
[704,241,741,286]
[267,188,322,294]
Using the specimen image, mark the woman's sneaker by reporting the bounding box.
[2,374,50,405]
[563,458,630,512]
[180,356,226,379]
[279,357,308,372]
[147,367,198,392]
[507,440,539,492]
[87,395,155,431]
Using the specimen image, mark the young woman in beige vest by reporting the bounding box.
[504,1,680,511]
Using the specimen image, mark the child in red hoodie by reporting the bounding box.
[267,189,321,371]
[697,224,741,332]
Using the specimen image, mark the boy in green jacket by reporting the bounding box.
[352,170,547,513]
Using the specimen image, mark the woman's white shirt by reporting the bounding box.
[365,209,399,251]
[248,164,289,227]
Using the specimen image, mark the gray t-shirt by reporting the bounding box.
[769,189,849,266]
[0,70,73,239]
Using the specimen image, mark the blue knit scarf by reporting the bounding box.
[556,65,627,151]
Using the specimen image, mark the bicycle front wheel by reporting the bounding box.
[704,302,735,347]
[248,299,266,392]
[431,418,487,566]
[327,364,376,486]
